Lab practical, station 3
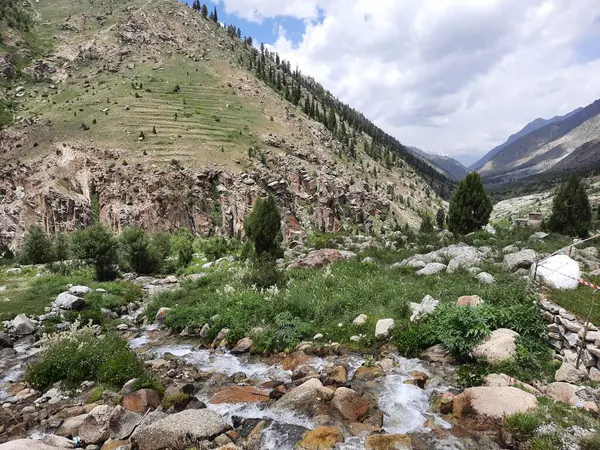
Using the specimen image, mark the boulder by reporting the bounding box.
[331,387,371,422]
[210,386,270,404]
[123,389,160,413]
[12,314,37,335]
[483,373,541,395]
[0,53,15,79]
[55,292,86,310]
[353,314,368,326]
[288,249,356,269]
[79,405,112,444]
[472,329,519,364]
[365,434,412,450]
[154,307,170,323]
[409,295,439,322]
[456,295,484,307]
[41,435,75,448]
[453,387,537,422]
[69,285,93,295]
[0,440,65,450]
[554,362,586,383]
[534,255,580,290]
[353,366,384,381]
[297,426,344,449]
[108,405,142,440]
[375,318,394,339]
[421,345,455,364]
[416,263,447,276]
[503,249,537,272]
[56,413,88,437]
[327,366,348,384]
[0,332,12,348]
[545,382,580,405]
[231,337,253,354]
[276,378,326,413]
[130,409,227,450]
[477,272,496,285]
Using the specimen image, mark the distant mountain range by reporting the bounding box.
[472,99,600,183]
[408,147,470,182]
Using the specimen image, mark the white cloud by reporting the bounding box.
[219,0,600,165]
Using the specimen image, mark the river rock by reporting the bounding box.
[69,285,93,295]
[210,386,270,404]
[503,249,537,272]
[365,434,412,449]
[453,387,537,422]
[0,440,65,450]
[297,426,344,449]
[41,435,75,448]
[123,389,160,413]
[456,295,484,307]
[55,292,86,310]
[554,362,586,383]
[353,366,384,381]
[375,318,394,339]
[421,345,455,364]
[472,329,519,364]
[416,263,447,276]
[79,405,112,444]
[12,314,37,335]
[288,249,356,269]
[130,409,227,450]
[57,413,88,437]
[483,373,541,395]
[409,295,438,322]
[154,307,170,323]
[0,332,12,348]
[331,387,371,422]
[108,405,142,440]
[231,337,253,354]
[477,272,496,285]
[534,255,580,290]
[276,378,326,413]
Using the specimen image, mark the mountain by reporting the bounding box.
[470,107,582,171]
[408,147,470,181]
[0,0,453,249]
[477,99,600,183]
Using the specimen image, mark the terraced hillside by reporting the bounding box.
[0,0,452,248]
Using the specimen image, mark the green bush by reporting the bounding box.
[254,312,311,352]
[244,194,282,257]
[25,330,147,390]
[119,227,160,274]
[419,214,435,233]
[199,237,236,260]
[243,257,286,289]
[71,224,119,281]
[448,173,493,235]
[581,434,600,450]
[20,225,55,264]
[548,173,592,237]
[172,228,194,267]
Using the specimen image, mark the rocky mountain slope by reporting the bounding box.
[408,147,470,181]
[0,0,453,250]
[470,107,582,172]
[477,98,600,183]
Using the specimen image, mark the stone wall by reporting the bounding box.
[539,296,600,382]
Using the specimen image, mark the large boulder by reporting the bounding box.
[545,382,581,405]
[108,405,142,440]
[210,386,270,404]
[453,387,537,422]
[56,413,88,437]
[130,409,227,450]
[0,332,12,348]
[54,292,86,311]
[554,362,586,383]
[69,285,93,295]
[472,329,519,364]
[409,295,439,322]
[375,318,394,339]
[503,249,537,272]
[534,255,580,290]
[12,314,37,335]
[288,249,356,269]
[79,405,112,444]
[123,389,160,413]
[297,426,344,449]
[416,263,447,276]
[231,337,253,354]
[331,387,371,422]
[0,440,65,450]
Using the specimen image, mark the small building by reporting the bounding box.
[528,212,543,221]
[513,212,544,229]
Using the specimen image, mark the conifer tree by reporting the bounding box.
[436,208,446,230]
[548,173,592,237]
[420,214,435,233]
[448,173,492,235]
[201,4,208,18]
[192,0,200,11]
[244,194,281,257]
[212,6,218,22]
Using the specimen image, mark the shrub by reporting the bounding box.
[419,214,434,233]
[581,434,600,450]
[505,412,543,439]
[199,237,232,261]
[119,227,160,274]
[244,256,286,289]
[25,328,146,390]
[254,312,311,352]
[53,233,70,262]
[172,228,194,267]
[244,194,282,258]
[20,225,54,264]
[548,173,592,237]
[436,208,446,230]
[448,173,492,235]
[71,224,119,281]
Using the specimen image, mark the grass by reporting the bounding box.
[505,397,600,450]
[548,275,600,324]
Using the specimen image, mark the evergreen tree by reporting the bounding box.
[419,214,435,233]
[436,208,446,230]
[201,4,208,18]
[244,194,282,257]
[548,173,592,237]
[212,6,218,22]
[448,173,492,235]
[192,0,200,11]
[20,225,54,264]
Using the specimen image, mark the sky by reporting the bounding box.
[189,1,600,166]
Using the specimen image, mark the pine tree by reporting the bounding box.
[436,208,446,230]
[192,0,200,11]
[244,194,281,257]
[419,214,435,233]
[448,173,492,235]
[212,6,218,22]
[548,173,592,237]
[201,4,208,18]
